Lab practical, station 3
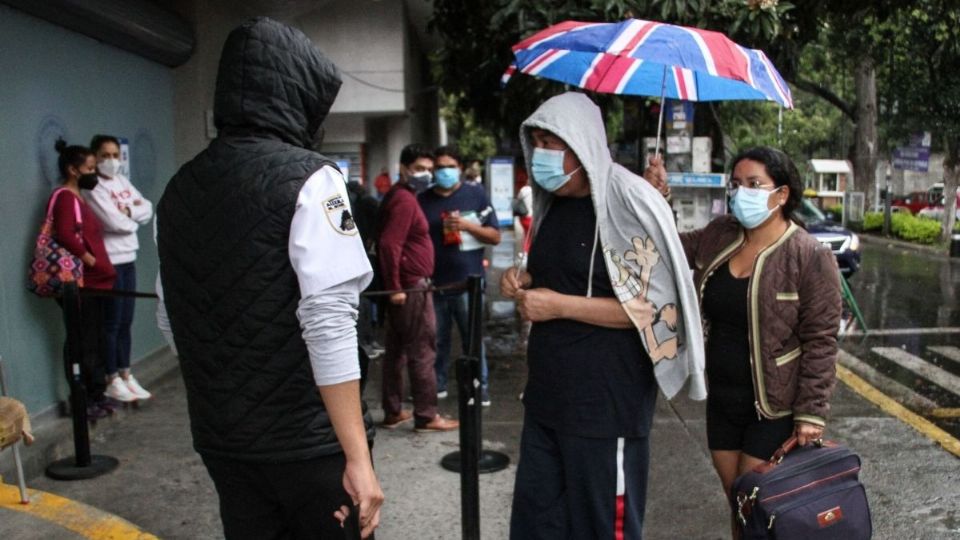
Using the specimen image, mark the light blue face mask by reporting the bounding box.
[434,167,461,189]
[730,185,781,229]
[531,147,580,192]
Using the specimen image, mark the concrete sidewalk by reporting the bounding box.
[0,343,730,539]
[2,322,959,538]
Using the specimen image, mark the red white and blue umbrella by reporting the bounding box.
[503,19,794,153]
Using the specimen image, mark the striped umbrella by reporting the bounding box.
[503,19,794,155]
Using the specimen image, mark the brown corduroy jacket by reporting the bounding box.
[681,215,842,426]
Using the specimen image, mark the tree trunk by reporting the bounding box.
[942,135,959,245]
[853,56,879,209]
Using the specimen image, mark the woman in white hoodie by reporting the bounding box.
[87,134,154,402]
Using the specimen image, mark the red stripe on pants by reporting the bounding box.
[615,494,626,540]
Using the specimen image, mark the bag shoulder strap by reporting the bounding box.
[46,188,83,230]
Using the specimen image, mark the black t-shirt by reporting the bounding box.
[703,261,753,399]
[523,195,657,439]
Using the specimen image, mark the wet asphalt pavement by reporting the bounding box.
[844,238,960,439]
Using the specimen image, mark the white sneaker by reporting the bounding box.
[124,375,152,400]
[105,376,137,402]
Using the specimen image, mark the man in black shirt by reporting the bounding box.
[502,101,659,539]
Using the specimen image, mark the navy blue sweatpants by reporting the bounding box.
[510,415,651,539]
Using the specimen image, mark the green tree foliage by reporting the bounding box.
[879,0,960,242]
[439,92,497,161]
[716,32,852,170]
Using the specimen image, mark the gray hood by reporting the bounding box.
[520,92,706,400]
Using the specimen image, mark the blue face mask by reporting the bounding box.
[531,147,580,192]
[730,186,781,229]
[434,167,461,189]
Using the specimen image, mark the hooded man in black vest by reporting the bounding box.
[157,18,382,538]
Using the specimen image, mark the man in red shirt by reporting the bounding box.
[376,144,458,432]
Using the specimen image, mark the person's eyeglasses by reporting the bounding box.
[727,180,778,194]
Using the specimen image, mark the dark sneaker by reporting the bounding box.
[415,415,459,433]
[381,410,413,429]
[86,404,109,420]
[98,398,119,414]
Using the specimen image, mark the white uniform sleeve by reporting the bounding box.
[153,217,177,355]
[290,166,373,386]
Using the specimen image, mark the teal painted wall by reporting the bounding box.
[0,6,176,413]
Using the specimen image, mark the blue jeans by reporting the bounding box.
[433,290,488,394]
[104,262,136,376]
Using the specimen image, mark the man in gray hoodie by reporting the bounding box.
[501,92,704,539]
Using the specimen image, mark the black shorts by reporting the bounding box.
[706,389,794,460]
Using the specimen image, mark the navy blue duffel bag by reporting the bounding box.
[732,436,872,539]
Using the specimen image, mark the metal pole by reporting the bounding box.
[778,106,784,147]
[455,355,481,540]
[64,283,91,467]
[439,275,511,538]
[883,176,892,237]
[465,277,485,465]
[0,357,29,504]
[654,64,668,158]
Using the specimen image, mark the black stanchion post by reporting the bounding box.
[46,283,119,480]
[440,276,511,538]
[64,283,90,467]
[456,354,481,540]
[465,276,509,474]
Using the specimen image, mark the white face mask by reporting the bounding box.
[98,158,121,178]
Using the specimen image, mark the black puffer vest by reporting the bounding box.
[157,18,373,462]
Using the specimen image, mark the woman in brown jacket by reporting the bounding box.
[647,147,841,534]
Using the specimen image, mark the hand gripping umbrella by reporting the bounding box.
[503,19,794,156]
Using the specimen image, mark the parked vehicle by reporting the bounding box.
[892,183,959,215]
[795,198,862,277]
[916,183,960,220]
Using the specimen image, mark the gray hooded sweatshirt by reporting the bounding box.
[521,92,706,400]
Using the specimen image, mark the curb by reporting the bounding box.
[836,364,960,459]
[0,482,158,539]
[859,232,951,257]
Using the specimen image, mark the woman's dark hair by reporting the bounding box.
[54,138,93,179]
[400,143,434,167]
[730,146,803,221]
[434,144,462,166]
[89,134,120,154]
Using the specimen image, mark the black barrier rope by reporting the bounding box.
[358,280,467,298]
[74,282,464,300]
[78,288,158,299]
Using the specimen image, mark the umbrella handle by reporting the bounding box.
[654,64,667,159]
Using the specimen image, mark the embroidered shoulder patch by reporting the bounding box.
[323,194,358,235]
